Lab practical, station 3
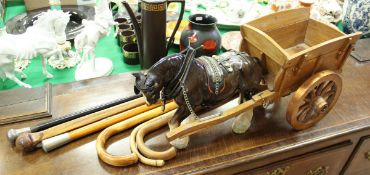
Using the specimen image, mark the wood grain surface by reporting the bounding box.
[0,57,369,175]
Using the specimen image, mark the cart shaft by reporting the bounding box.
[166,90,276,141]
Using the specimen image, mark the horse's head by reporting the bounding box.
[34,10,71,44]
[53,11,71,44]
[133,72,163,105]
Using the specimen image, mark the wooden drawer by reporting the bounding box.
[240,141,353,175]
[344,136,370,175]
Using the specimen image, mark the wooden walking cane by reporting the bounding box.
[15,97,146,152]
[8,94,142,144]
[96,103,177,166]
[136,112,177,160]
[41,102,170,152]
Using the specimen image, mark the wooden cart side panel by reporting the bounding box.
[286,33,362,67]
[305,19,346,46]
[246,8,310,32]
[241,24,289,66]
[278,52,339,97]
[265,20,309,49]
[276,33,362,96]
[337,33,362,70]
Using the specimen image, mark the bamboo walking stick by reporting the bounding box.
[136,112,176,160]
[96,105,177,166]
[7,94,141,144]
[15,97,145,152]
[129,110,176,167]
[42,102,177,152]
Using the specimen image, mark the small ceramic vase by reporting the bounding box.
[180,14,221,57]
[343,0,370,36]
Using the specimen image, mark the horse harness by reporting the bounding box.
[161,49,250,118]
[198,51,252,95]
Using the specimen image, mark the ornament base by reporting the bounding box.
[75,57,113,81]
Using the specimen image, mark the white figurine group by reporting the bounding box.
[0,10,70,88]
[0,0,117,88]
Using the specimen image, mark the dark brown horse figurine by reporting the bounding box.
[133,49,264,148]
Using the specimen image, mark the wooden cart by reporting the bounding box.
[166,8,361,141]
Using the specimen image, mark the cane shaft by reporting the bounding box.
[44,102,177,152]
[30,94,142,132]
[42,103,162,152]
[42,97,145,139]
[69,102,171,139]
[136,113,176,160]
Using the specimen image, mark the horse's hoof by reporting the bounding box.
[232,121,251,134]
[23,84,32,88]
[170,136,189,149]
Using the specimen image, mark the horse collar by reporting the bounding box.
[161,47,196,101]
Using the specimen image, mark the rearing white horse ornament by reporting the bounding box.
[73,0,118,80]
[0,10,70,88]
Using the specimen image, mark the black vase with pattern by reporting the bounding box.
[180,14,221,57]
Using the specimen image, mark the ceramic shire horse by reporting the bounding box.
[133,49,264,149]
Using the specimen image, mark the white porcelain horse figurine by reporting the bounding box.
[74,0,117,68]
[0,10,70,88]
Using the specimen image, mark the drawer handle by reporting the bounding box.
[266,166,290,175]
[307,166,329,175]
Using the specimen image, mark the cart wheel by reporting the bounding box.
[286,70,342,130]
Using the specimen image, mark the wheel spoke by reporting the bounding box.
[298,105,310,116]
[298,106,311,122]
[299,103,310,111]
[299,100,309,108]
[321,81,335,95]
[316,82,326,97]
[307,91,315,101]
[323,89,336,99]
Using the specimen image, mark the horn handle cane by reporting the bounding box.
[7,94,142,144]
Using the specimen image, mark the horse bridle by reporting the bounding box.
[134,47,193,94]
[134,47,197,112]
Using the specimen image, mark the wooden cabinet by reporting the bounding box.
[243,141,353,175]
[344,136,370,175]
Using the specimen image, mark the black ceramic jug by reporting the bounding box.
[122,0,185,69]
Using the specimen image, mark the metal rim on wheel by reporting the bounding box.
[286,70,342,130]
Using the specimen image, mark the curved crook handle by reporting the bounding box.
[96,102,178,167]
[166,0,185,54]
[96,126,138,166]
[130,119,165,167]
[136,110,177,160]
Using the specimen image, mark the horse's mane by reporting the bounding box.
[33,10,70,26]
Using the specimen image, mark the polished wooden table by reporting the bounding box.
[0,57,369,175]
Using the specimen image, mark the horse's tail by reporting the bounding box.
[256,57,268,75]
